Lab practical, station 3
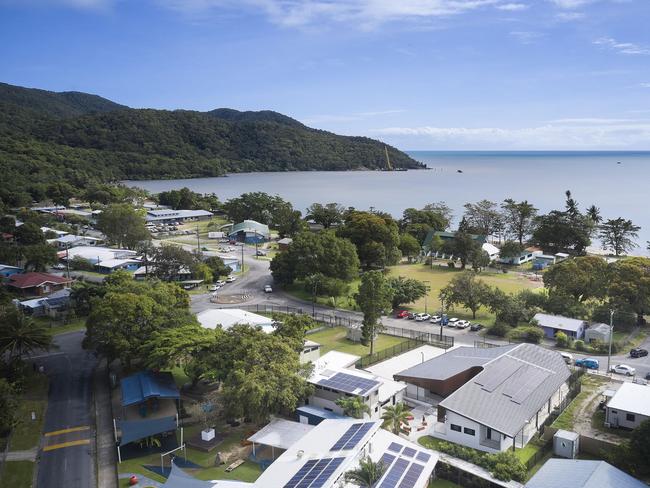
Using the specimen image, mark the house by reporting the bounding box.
[422,230,487,259]
[525,459,647,488]
[555,252,570,262]
[16,288,71,317]
[207,231,225,239]
[482,242,500,261]
[295,405,348,425]
[41,226,68,237]
[62,246,138,265]
[218,256,241,273]
[227,220,270,243]
[396,344,571,452]
[145,208,213,224]
[133,265,190,281]
[196,308,275,333]
[0,264,23,278]
[533,313,587,340]
[47,234,103,249]
[533,254,556,270]
[300,339,321,364]
[6,272,73,296]
[277,237,293,251]
[584,323,612,343]
[605,382,650,430]
[96,258,142,274]
[498,246,543,265]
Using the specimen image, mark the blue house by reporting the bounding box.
[533,313,587,340]
[0,264,23,279]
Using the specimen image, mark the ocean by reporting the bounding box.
[124,151,650,254]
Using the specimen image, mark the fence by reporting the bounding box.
[382,326,454,349]
[524,437,553,472]
[355,338,426,369]
[434,462,512,488]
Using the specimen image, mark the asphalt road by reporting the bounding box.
[34,331,97,488]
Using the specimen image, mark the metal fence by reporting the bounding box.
[382,326,454,349]
[355,338,426,369]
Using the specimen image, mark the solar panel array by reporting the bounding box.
[374,442,433,488]
[317,372,380,395]
[283,457,345,488]
[475,359,522,392]
[330,423,374,451]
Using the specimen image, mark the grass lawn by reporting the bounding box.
[284,279,361,310]
[307,327,405,355]
[10,374,49,451]
[591,409,632,439]
[430,479,461,488]
[34,317,86,336]
[0,461,34,487]
[552,375,609,431]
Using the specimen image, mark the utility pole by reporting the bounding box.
[424,280,430,314]
[607,309,615,373]
[439,296,445,340]
[196,224,201,255]
[65,243,70,279]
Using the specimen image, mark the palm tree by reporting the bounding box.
[344,456,385,487]
[0,307,53,363]
[381,403,412,435]
[336,396,371,419]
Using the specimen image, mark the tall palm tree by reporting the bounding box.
[0,307,53,363]
[336,396,370,419]
[381,403,412,435]
[344,456,385,487]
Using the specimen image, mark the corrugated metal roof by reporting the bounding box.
[525,459,646,488]
[533,313,585,333]
[439,344,570,437]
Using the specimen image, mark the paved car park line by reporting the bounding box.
[44,425,90,437]
[43,439,90,452]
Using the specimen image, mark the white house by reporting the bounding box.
[196,308,275,333]
[482,242,500,261]
[605,382,650,430]
[585,323,612,343]
[498,247,543,265]
[145,208,213,224]
[48,234,103,249]
[62,246,137,264]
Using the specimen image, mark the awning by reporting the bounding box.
[247,418,314,450]
[118,415,177,446]
[162,462,215,488]
[121,371,180,407]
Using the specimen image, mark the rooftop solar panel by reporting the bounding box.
[398,462,424,488]
[378,458,409,488]
[306,457,345,488]
[402,447,416,458]
[284,460,318,488]
[388,442,403,453]
[475,358,522,393]
[330,423,364,451]
[380,452,396,467]
[317,372,380,395]
[295,459,332,488]
[415,452,431,463]
[284,457,346,488]
[509,367,550,404]
[340,422,373,450]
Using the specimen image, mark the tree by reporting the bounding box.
[463,200,502,236]
[486,289,533,328]
[96,204,149,249]
[344,457,386,488]
[387,276,427,310]
[443,223,481,270]
[0,307,53,363]
[400,206,448,242]
[70,281,105,316]
[305,203,344,228]
[337,211,400,269]
[270,231,359,285]
[273,314,315,346]
[0,379,18,435]
[191,262,213,283]
[14,222,45,245]
[599,218,640,256]
[555,331,568,348]
[507,326,544,344]
[204,256,231,279]
[441,272,490,319]
[223,192,302,236]
[22,244,58,271]
[499,241,524,261]
[151,245,196,281]
[381,403,411,434]
[501,199,537,244]
[609,418,650,477]
[531,192,593,254]
[46,181,76,206]
[543,256,609,302]
[356,271,393,355]
[335,396,371,419]
[607,257,650,325]
[399,233,421,262]
[470,249,491,272]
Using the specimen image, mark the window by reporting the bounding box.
[324,407,333,412]
[627,413,636,422]
[450,424,461,432]
[464,428,476,436]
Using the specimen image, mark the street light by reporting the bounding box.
[607,309,615,373]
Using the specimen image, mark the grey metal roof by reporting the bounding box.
[525,459,647,488]
[229,220,270,236]
[533,313,586,333]
[395,345,517,381]
[440,344,571,437]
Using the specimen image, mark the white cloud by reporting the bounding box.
[509,30,543,44]
[594,37,650,55]
[547,117,635,124]
[496,2,528,10]
[549,0,593,8]
[639,83,650,88]
[555,11,584,20]
[372,120,650,149]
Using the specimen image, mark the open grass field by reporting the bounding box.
[0,461,34,488]
[307,326,405,356]
[9,374,49,451]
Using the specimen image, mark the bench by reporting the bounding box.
[225,459,245,472]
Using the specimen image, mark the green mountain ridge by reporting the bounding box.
[0,82,423,205]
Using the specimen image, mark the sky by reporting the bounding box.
[1,0,650,150]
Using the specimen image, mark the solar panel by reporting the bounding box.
[398,462,424,488]
[380,452,396,466]
[284,457,346,488]
[318,372,380,395]
[415,451,431,463]
[330,422,374,451]
[284,460,318,488]
[330,423,364,451]
[378,458,409,488]
[475,358,522,392]
[509,368,550,404]
[295,458,332,488]
[388,442,403,453]
[307,458,345,488]
[402,447,416,458]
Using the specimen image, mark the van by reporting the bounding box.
[560,352,574,364]
[575,358,599,370]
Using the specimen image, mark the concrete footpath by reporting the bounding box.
[95,361,118,488]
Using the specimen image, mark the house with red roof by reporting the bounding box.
[6,272,73,296]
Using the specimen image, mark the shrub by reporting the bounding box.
[507,326,544,344]
[574,339,586,351]
[488,323,510,337]
[555,331,568,348]
[447,261,455,268]
[69,255,95,271]
[487,452,527,482]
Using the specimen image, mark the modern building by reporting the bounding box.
[6,272,73,296]
[96,258,142,274]
[605,382,650,430]
[395,344,571,452]
[47,234,103,249]
[498,246,543,265]
[525,459,647,488]
[584,323,612,343]
[227,220,270,243]
[533,313,587,340]
[196,308,275,333]
[295,405,348,425]
[145,209,213,224]
[300,339,321,364]
[62,246,138,265]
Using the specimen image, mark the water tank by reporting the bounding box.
[553,429,579,459]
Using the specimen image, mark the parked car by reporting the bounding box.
[455,319,470,329]
[208,284,219,292]
[396,310,409,319]
[415,313,431,322]
[52,263,65,270]
[216,280,226,286]
[264,285,273,293]
[226,276,236,283]
[256,250,267,256]
[630,348,649,358]
[575,358,600,370]
[448,318,459,326]
[430,315,442,324]
[470,323,484,331]
[407,312,417,320]
[611,364,636,376]
[560,352,574,364]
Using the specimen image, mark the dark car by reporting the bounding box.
[470,323,484,331]
[646,372,650,381]
[407,312,417,320]
[630,348,649,358]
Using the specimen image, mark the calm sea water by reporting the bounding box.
[125,151,650,254]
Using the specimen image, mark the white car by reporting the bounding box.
[208,284,219,292]
[430,315,442,324]
[264,285,273,293]
[455,320,470,329]
[226,276,236,283]
[415,313,431,322]
[448,318,459,326]
[215,280,226,286]
[611,364,636,376]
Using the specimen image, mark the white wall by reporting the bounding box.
[433,411,505,452]
[607,408,648,430]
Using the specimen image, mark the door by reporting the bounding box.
[487,427,493,440]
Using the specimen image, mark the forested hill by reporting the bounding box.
[0,82,424,204]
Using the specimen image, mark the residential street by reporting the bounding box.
[34,331,97,488]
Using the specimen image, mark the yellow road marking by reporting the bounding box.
[44,426,90,437]
[43,439,90,451]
